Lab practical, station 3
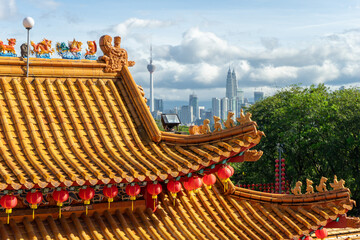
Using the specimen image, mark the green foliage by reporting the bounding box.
[231,84,360,215]
[178,125,189,134]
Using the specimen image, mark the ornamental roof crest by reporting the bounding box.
[98,35,135,73]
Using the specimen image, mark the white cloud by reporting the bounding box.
[249,65,298,82]
[0,0,16,19]
[113,18,174,37]
[168,28,246,64]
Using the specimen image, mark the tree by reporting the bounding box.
[231,84,360,215]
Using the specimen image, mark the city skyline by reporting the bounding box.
[1,0,360,102]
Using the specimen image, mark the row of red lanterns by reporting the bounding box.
[0,164,235,222]
[275,158,286,193]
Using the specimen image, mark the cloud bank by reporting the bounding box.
[127,25,360,102]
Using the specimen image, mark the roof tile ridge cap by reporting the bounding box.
[160,123,258,144]
[120,67,161,142]
[232,186,353,202]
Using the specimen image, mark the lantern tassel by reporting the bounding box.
[59,207,61,219]
[86,205,88,215]
[32,209,34,220]
[154,198,155,210]
[132,200,134,211]
[5,209,12,224]
[108,201,110,210]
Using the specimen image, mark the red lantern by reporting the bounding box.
[315,228,328,240]
[147,183,162,210]
[53,189,69,219]
[79,187,95,215]
[203,174,216,189]
[167,180,182,206]
[103,185,119,209]
[0,195,17,224]
[183,180,193,191]
[188,176,203,192]
[304,236,313,240]
[126,184,140,211]
[218,166,232,192]
[26,191,43,219]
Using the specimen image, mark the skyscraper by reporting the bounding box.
[180,105,193,124]
[226,68,238,99]
[147,45,156,112]
[189,94,199,120]
[154,98,163,112]
[221,97,228,120]
[212,97,221,118]
[232,69,238,97]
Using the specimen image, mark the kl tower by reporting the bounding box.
[147,45,156,112]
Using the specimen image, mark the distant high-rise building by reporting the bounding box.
[232,69,238,97]
[212,98,221,118]
[154,98,163,112]
[147,45,156,112]
[221,97,228,120]
[226,68,238,99]
[189,94,199,120]
[254,91,264,102]
[237,89,244,104]
[180,105,193,124]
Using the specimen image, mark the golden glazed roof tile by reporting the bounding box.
[0,180,356,240]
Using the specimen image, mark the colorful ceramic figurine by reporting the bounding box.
[56,39,82,59]
[85,40,97,60]
[31,39,54,58]
[0,38,17,57]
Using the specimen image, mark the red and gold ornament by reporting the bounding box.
[26,191,43,219]
[188,176,203,193]
[147,183,162,210]
[53,189,69,219]
[218,165,233,192]
[315,228,328,240]
[0,194,17,224]
[202,173,217,189]
[125,184,140,211]
[103,185,119,209]
[79,187,95,215]
[167,180,182,206]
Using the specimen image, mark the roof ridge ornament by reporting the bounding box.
[98,35,135,73]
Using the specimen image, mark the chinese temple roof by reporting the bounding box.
[0,35,359,239]
[0,56,263,190]
[0,180,358,239]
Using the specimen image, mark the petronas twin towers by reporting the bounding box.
[226,68,238,99]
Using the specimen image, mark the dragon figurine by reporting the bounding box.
[31,39,54,58]
[85,40,97,60]
[56,39,82,59]
[98,35,135,72]
[0,38,17,57]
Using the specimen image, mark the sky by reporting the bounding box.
[1,0,360,106]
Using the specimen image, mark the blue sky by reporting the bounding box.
[1,0,360,102]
